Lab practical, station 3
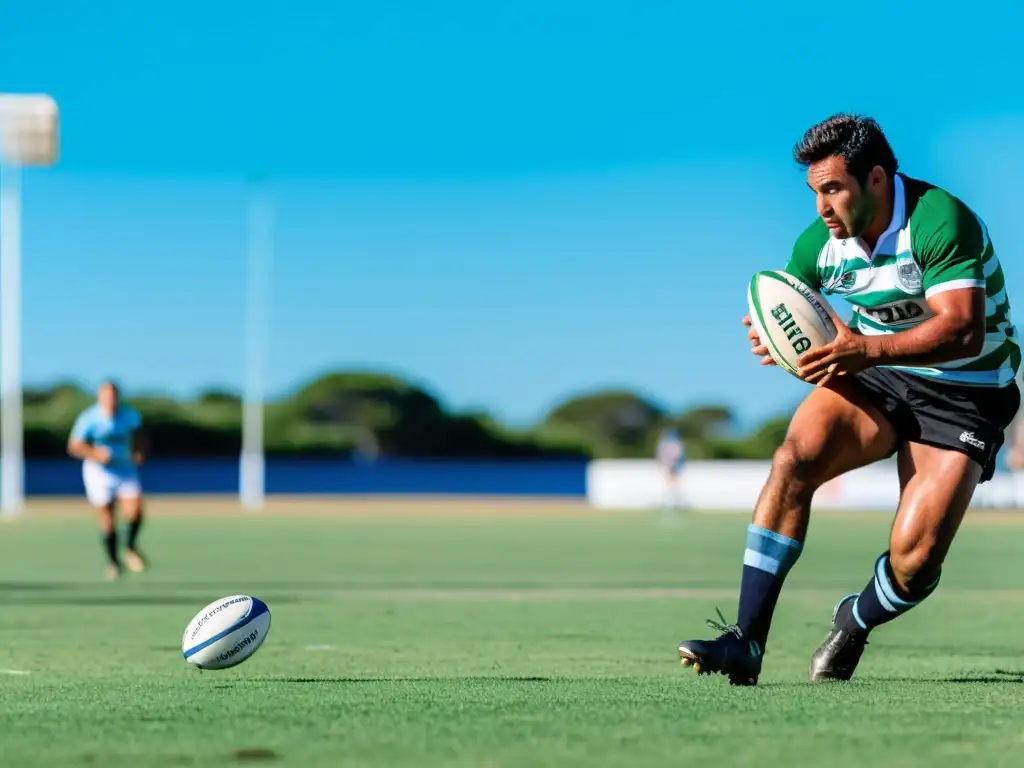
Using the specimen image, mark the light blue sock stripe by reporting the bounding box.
[872,576,898,613]
[874,554,917,609]
[743,549,782,575]
[851,598,868,629]
[745,525,802,576]
[751,524,804,550]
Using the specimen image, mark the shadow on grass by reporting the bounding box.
[232,747,279,762]
[864,669,1024,684]
[0,590,304,607]
[944,669,1024,683]
[0,582,64,591]
[212,676,556,687]
[757,670,1024,687]
[0,579,735,592]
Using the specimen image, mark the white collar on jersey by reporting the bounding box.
[869,173,906,257]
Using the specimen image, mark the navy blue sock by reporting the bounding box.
[736,524,803,650]
[124,517,143,551]
[101,531,119,566]
[837,552,940,633]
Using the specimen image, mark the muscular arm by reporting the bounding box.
[798,287,987,384]
[67,438,108,463]
[866,288,986,367]
[67,410,110,463]
[871,184,991,368]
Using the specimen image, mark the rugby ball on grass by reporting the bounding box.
[182,595,271,670]
[747,270,837,376]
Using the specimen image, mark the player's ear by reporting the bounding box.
[867,165,887,196]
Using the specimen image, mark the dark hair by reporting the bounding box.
[793,114,898,182]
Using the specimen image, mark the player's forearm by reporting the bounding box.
[131,432,148,464]
[67,441,102,461]
[866,314,985,367]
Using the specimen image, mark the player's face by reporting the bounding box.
[806,156,883,239]
[98,383,119,414]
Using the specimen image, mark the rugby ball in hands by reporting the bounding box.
[747,270,838,376]
[182,595,271,670]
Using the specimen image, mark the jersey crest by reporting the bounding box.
[894,252,923,294]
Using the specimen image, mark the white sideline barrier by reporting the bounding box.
[585,460,1024,511]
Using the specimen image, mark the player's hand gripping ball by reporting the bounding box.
[746,270,843,385]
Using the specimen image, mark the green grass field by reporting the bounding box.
[1,499,1023,767]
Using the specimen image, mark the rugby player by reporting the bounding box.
[67,381,149,579]
[677,114,1020,684]
[656,427,687,511]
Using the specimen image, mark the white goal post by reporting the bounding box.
[0,94,59,517]
[240,179,272,510]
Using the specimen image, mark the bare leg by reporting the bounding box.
[753,379,898,540]
[97,501,121,579]
[680,379,899,683]
[870,442,978,617]
[737,380,898,647]
[811,443,982,681]
[120,494,148,573]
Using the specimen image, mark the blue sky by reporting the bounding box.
[2,0,1023,427]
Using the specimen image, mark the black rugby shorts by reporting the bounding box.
[852,367,1020,483]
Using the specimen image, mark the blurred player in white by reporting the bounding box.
[656,427,687,511]
[67,381,149,579]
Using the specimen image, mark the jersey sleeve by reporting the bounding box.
[784,218,828,289]
[911,192,988,298]
[69,412,94,442]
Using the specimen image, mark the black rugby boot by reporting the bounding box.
[678,609,763,686]
[809,594,870,682]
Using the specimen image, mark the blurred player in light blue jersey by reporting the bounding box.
[67,381,149,579]
[656,428,687,512]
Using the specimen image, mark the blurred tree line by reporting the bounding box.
[16,373,793,460]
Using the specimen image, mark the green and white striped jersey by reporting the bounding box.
[785,173,1019,387]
